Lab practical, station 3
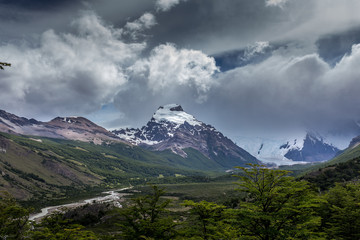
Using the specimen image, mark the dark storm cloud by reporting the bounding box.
[316,26,360,66]
[0,0,77,10]
[0,1,82,42]
[147,0,313,54]
[0,0,154,43]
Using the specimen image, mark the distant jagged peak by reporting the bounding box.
[152,104,201,127]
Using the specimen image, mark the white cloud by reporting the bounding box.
[124,12,157,40]
[155,0,186,12]
[0,11,146,119]
[242,41,270,61]
[265,0,289,7]
[125,12,156,32]
[131,43,219,103]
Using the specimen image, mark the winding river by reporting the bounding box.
[29,187,132,221]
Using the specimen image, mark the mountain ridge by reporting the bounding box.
[0,110,122,144]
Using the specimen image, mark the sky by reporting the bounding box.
[1,0,360,148]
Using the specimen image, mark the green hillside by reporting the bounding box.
[324,144,360,165]
[297,144,360,177]
[302,156,360,190]
[298,144,360,190]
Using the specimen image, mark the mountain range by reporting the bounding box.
[0,105,346,167]
[0,105,259,171]
[2,104,360,202]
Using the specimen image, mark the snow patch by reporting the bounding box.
[62,117,73,124]
[140,139,160,145]
[114,128,160,145]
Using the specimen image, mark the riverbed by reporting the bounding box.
[29,187,132,221]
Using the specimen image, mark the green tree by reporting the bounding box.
[320,182,360,239]
[182,200,235,240]
[234,164,322,240]
[29,212,98,240]
[117,185,176,240]
[0,62,11,70]
[0,191,30,240]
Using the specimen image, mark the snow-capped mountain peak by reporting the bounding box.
[113,104,204,146]
[113,104,259,168]
[151,104,201,127]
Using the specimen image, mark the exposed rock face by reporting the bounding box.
[46,117,121,143]
[113,104,259,167]
[0,110,121,144]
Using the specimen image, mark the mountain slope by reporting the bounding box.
[113,104,259,168]
[0,133,101,201]
[0,110,121,144]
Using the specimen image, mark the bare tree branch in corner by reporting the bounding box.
[0,62,11,70]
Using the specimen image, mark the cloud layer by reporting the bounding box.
[1,0,360,144]
[0,9,218,124]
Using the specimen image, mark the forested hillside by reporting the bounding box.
[1,164,360,239]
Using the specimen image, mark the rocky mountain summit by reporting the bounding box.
[113,104,259,168]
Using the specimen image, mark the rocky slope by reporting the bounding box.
[113,104,259,168]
